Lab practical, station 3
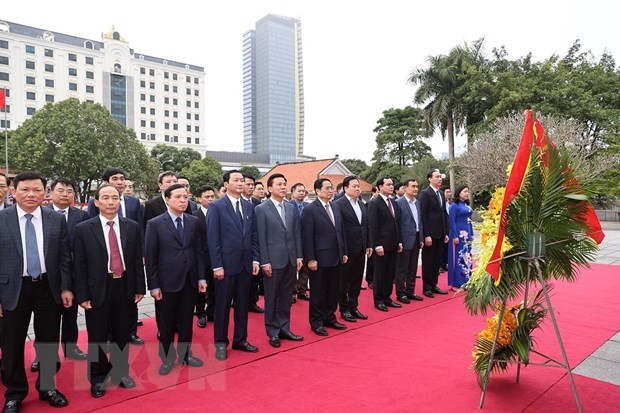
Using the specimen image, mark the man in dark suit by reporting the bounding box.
[368,177,403,312]
[289,182,310,302]
[256,173,304,348]
[87,168,145,345]
[0,172,73,412]
[0,173,10,210]
[242,174,264,314]
[302,178,348,336]
[207,170,260,361]
[335,176,372,322]
[143,171,179,225]
[419,169,449,298]
[395,179,425,304]
[192,185,215,328]
[73,184,146,398]
[176,176,198,212]
[146,184,206,376]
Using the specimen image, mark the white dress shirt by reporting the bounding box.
[98,214,126,272]
[17,205,47,276]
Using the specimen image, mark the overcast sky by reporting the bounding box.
[5,1,619,163]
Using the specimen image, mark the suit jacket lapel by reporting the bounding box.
[91,218,107,251]
[163,213,183,246]
[315,199,334,226]
[8,207,23,260]
[225,197,243,232]
[41,207,52,258]
[119,218,129,252]
[267,201,286,231]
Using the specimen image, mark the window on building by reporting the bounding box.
[140,80,146,88]
[194,89,199,97]
[173,86,178,93]
[186,125,191,132]
[194,138,199,144]
[164,110,169,117]
[194,102,199,109]
[173,111,178,118]
[0,72,9,81]
[194,77,199,84]
[173,124,178,131]
[26,76,35,85]
[45,94,54,102]
[140,120,146,127]
[140,107,146,114]
[85,56,94,64]
[68,68,77,76]
[149,69,155,76]
[149,82,155,89]
[164,123,170,130]
[164,85,169,92]
[140,93,146,101]
[45,64,54,73]
[173,98,178,106]
[0,40,8,49]
[84,41,94,50]
[86,85,94,93]
[195,126,199,133]
[27,107,36,115]
[0,56,8,65]
[26,60,35,70]
[45,79,54,87]
[68,53,77,62]
[141,133,146,140]
[86,71,94,79]
[26,45,35,54]
[150,108,155,115]
[194,114,199,121]
[187,137,191,144]
[0,120,10,128]
[186,113,191,120]
[186,101,191,108]
[140,67,145,75]
[44,48,53,57]
[164,72,169,79]
[149,95,155,102]
[26,92,36,100]
[186,88,191,95]
[173,73,177,80]
[173,136,178,143]
[186,76,191,83]
[165,135,170,142]
[150,133,156,141]
[69,83,77,91]
[150,121,155,128]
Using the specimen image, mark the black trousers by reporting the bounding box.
[373,249,398,305]
[213,270,252,346]
[308,265,340,329]
[85,276,131,385]
[339,251,365,314]
[195,270,215,319]
[422,237,445,291]
[159,274,197,363]
[263,263,296,337]
[60,303,79,353]
[1,276,61,401]
[295,264,309,294]
[365,254,375,284]
[395,236,421,297]
[249,268,264,305]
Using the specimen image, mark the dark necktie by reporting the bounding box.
[298,203,304,216]
[437,190,442,206]
[278,203,287,228]
[118,202,124,218]
[325,203,335,226]
[107,221,124,274]
[25,214,41,279]
[387,198,395,218]
[175,217,184,242]
[236,200,243,227]
[59,209,67,221]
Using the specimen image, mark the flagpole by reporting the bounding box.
[2,88,7,175]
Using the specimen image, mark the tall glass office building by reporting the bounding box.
[243,14,304,164]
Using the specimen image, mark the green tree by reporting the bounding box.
[150,144,202,172]
[180,157,223,188]
[8,98,152,201]
[371,107,432,166]
[361,161,409,186]
[341,159,369,176]
[239,165,261,179]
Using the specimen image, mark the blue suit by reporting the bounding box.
[395,196,423,297]
[289,199,310,295]
[207,196,259,346]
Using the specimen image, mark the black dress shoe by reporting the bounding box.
[269,336,281,348]
[386,300,402,308]
[368,283,374,290]
[296,292,310,301]
[65,346,88,360]
[215,344,227,361]
[113,376,136,389]
[159,362,175,376]
[341,312,357,323]
[291,295,297,304]
[232,341,259,353]
[136,320,144,326]
[30,360,40,372]
[312,327,328,336]
[360,284,367,290]
[325,321,347,330]
[351,309,368,320]
[2,400,21,413]
[197,316,207,328]
[397,295,410,304]
[279,331,304,341]
[375,303,388,312]
[432,286,448,295]
[157,331,161,340]
[129,334,144,345]
[416,275,421,278]
[249,304,265,313]
[423,290,435,298]
[38,389,68,408]
[181,355,204,367]
[408,294,424,301]
[90,383,105,398]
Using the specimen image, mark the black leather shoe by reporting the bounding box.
[375,303,388,312]
[368,283,374,290]
[296,292,310,301]
[232,341,259,353]
[360,284,367,290]
[90,383,105,398]
[65,346,88,360]
[136,320,143,326]
[159,362,175,376]
[325,321,347,330]
[181,355,204,367]
[291,295,297,304]
[269,336,281,348]
[113,376,136,389]
[30,360,40,372]
[249,304,265,313]
[129,334,144,345]
[157,331,161,340]
[197,316,207,328]
[2,400,21,413]
[432,286,448,295]
[279,331,304,341]
[312,327,328,336]
[408,293,424,301]
[423,290,435,298]
[397,295,410,304]
[215,344,227,361]
[386,300,402,308]
[341,312,357,322]
[351,309,368,320]
[38,389,68,408]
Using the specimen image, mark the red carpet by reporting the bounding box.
[12,263,620,412]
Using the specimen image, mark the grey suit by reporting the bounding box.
[0,205,72,401]
[255,199,302,337]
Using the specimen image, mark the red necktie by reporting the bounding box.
[387,198,395,218]
[107,221,124,274]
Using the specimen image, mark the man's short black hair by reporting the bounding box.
[376,176,392,188]
[164,183,187,198]
[12,172,47,189]
[243,174,256,183]
[314,178,332,192]
[51,178,77,193]
[196,185,215,197]
[427,169,440,180]
[158,170,177,184]
[101,168,126,182]
[290,182,305,193]
[267,173,286,188]
[94,183,120,200]
[223,170,242,183]
[342,175,359,189]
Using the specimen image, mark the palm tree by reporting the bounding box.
[409,45,472,191]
